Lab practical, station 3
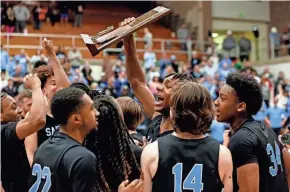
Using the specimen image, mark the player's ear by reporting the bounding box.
[71,114,82,124]
[237,102,246,112]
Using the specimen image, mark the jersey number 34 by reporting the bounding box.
[267,141,283,177]
[172,163,204,192]
[29,163,52,192]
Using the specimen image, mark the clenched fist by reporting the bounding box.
[24,74,41,90]
[42,38,56,57]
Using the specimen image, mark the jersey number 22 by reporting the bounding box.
[29,163,52,192]
[172,163,204,192]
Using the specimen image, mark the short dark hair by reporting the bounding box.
[34,61,47,69]
[226,73,263,116]
[1,92,8,112]
[171,82,214,134]
[51,88,86,125]
[69,82,103,100]
[170,73,197,83]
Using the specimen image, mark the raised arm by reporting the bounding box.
[16,74,46,140]
[42,38,71,89]
[122,18,156,119]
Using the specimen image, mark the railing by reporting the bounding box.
[2,32,289,62]
[1,32,200,61]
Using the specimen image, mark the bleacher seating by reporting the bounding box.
[2,3,188,61]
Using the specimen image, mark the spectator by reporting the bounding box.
[143,27,153,49]
[13,2,30,33]
[281,27,290,55]
[30,49,48,66]
[114,71,129,97]
[118,46,126,63]
[165,32,176,50]
[253,101,268,121]
[222,30,236,59]
[261,78,271,107]
[206,36,217,56]
[192,65,203,79]
[69,68,88,84]
[4,5,16,34]
[0,45,9,73]
[2,78,18,97]
[239,33,251,62]
[32,3,41,30]
[269,27,280,58]
[81,61,93,85]
[202,75,217,99]
[143,47,156,73]
[275,83,288,109]
[190,51,201,68]
[74,2,84,27]
[1,72,8,90]
[9,49,29,77]
[68,45,82,69]
[170,55,178,73]
[203,59,216,78]
[149,76,162,95]
[112,60,125,79]
[56,45,67,58]
[159,52,170,78]
[210,118,229,144]
[46,1,58,27]
[265,97,287,137]
[161,65,174,80]
[59,2,69,26]
[218,62,231,82]
[218,55,232,69]
[177,23,189,50]
[147,66,159,84]
[98,73,108,91]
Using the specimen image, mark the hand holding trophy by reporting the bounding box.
[81,6,171,57]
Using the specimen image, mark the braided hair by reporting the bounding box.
[84,95,141,191]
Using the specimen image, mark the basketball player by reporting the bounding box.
[28,87,99,191]
[29,88,143,192]
[25,38,71,166]
[141,82,233,192]
[215,73,290,191]
[17,89,32,117]
[122,18,196,141]
[1,74,46,192]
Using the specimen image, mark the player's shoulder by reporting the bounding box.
[141,141,158,164]
[230,127,259,149]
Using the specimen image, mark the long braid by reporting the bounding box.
[84,95,141,191]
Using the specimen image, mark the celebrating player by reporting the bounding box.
[141,82,233,192]
[215,73,290,191]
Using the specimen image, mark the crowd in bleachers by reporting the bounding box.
[1,38,290,143]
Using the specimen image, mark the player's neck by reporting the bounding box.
[59,126,86,144]
[128,130,137,134]
[231,116,248,132]
[160,116,173,134]
[173,131,205,140]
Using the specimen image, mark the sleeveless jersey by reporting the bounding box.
[152,134,223,192]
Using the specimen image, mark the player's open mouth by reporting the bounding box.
[155,95,164,105]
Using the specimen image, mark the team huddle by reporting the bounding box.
[1,18,290,192]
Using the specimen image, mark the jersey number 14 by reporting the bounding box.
[172,163,204,192]
[29,164,52,192]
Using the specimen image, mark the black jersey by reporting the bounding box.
[146,115,173,141]
[229,118,289,192]
[152,134,223,192]
[1,122,30,192]
[37,115,59,146]
[28,131,98,192]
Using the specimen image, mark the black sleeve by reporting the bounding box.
[1,122,23,146]
[146,115,163,141]
[229,129,259,168]
[63,147,98,192]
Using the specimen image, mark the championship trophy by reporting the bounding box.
[81,6,172,57]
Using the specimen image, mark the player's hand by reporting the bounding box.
[24,74,41,90]
[42,38,56,57]
[118,179,143,192]
[223,130,231,147]
[121,17,135,42]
